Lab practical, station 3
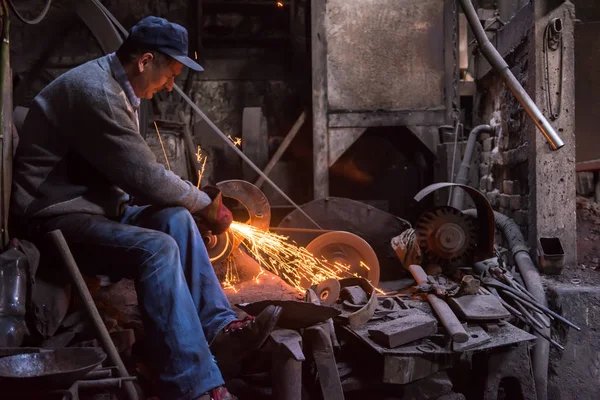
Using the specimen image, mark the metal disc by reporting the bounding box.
[306,231,380,288]
[204,230,235,263]
[315,278,341,306]
[217,179,271,231]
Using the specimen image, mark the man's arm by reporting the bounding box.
[67,82,211,214]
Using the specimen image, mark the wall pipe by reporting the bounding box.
[464,209,549,400]
[450,124,496,209]
[458,0,564,151]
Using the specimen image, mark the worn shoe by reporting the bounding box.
[211,305,282,377]
[196,386,237,400]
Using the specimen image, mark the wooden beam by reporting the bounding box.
[311,0,329,199]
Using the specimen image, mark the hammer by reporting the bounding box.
[408,265,469,343]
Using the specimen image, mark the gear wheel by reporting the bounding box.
[415,206,477,267]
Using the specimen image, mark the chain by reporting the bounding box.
[450,0,460,123]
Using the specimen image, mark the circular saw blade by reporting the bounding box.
[415,206,477,267]
[306,231,380,288]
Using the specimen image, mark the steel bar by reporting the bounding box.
[501,289,580,331]
[269,227,332,234]
[512,299,545,330]
[173,85,322,229]
[49,230,139,400]
[513,314,565,350]
[255,110,306,188]
[458,0,564,150]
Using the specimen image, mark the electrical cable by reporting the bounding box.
[8,0,51,25]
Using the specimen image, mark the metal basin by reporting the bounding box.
[0,347,107,387]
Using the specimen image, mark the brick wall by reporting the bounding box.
[474,40,531,238]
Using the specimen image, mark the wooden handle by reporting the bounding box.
[408,265,469,343]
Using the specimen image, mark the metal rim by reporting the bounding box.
[306,231,380,288]
[217,179,271,231]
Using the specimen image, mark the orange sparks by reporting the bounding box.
[227,135,242,147]
[196,145,208,188]
[229,222,371,292]
[277,1,284,7]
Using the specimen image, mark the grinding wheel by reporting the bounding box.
[314,278,341,306]
[306,231,380,288]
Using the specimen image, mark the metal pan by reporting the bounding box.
[0,347,107,388]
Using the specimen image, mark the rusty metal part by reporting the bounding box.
[48,230,139,400]
[415,206,477,267]
[408,265,469,343]
[277,197,410,281]
[414,183,495,262]
[314,279,341,306]
[268,329,304,400]
[338,277,378,329]
[306,231,380,287]
[0,348,106,387]
[305,324,344,400]
[236,300,340,330]
[217,179,271,231]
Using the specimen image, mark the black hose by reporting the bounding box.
[464,209,549,400]
[8,0,52,25]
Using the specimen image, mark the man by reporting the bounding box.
[10,16,281,400]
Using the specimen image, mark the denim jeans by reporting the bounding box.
[24,205,238,399]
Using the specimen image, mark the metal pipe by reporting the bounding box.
[458,0,564,150]
[173,85,322,230]
[49,230,139,400]
[450,124,495,209]
[464,209,550,400]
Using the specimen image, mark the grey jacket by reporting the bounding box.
[10,55,211,220]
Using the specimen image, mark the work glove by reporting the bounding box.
[196,186,233,235]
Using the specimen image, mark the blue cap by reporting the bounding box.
[128,16,203,72]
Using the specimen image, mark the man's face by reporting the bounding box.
[135,53,184,99]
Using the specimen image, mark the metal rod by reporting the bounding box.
[255,110,306,188]
[514,313,565,350]
[173,85,322,230]
[49,230,139,400]
[458,0,565,150]
[512,298,545,330]
[501,289,580,331]
[269,227,331,233]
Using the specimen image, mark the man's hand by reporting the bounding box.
[196,186,233,235]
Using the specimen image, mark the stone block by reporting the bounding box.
[499,194,510,209]
[486,189,500,207]
[480,175,494,192]
[503,180,514,195]
[512,180,521,195]
[576,172,595,196]
[479,162,491,177]
[483,138,494,152]
[510,195,522,210]
[547,284,600,400]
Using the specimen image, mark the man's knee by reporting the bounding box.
[157,206,196,232]
[137,232,181,280]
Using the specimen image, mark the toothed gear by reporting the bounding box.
[415,206,477,267]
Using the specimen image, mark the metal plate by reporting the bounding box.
[236,300,341,330]
[217,179,271,231]
[306,231,380,288]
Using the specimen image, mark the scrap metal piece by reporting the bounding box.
[448,295,511,321]
[314,279,341,306]
[305,324,344,400]
[368,313,437,348]
[337,277,378,329]
[340,285,368,305]
[414,183,495,261]
[452,325,491,352]
[217,179,271,232]
[268,329,304,400]
[415,206,477,267]
[306,231,380,287]
[236,300,340,330]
